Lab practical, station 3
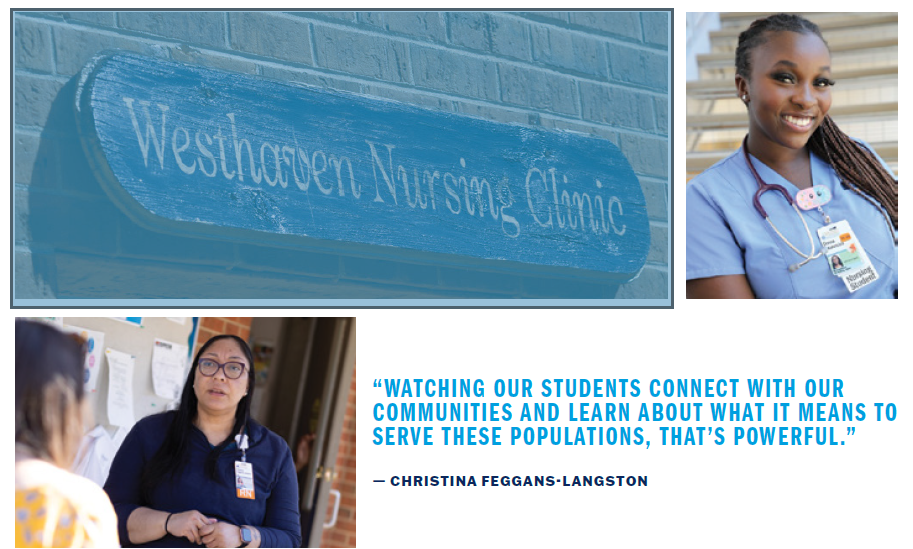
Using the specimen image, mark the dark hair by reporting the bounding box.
[15,319,88,468]
[140,334,255,500]
[736,13,898,229]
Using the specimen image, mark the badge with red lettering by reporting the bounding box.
[235,461,255,499]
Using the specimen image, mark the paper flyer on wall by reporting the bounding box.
[105,348,135,428]
[152,338,189,400]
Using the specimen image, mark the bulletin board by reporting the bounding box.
[46,317,198,434]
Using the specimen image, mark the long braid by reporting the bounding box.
[808,116,898,229]
[737,14,898,231]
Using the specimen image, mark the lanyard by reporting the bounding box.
[235,430,249,462]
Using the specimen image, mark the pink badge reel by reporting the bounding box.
[796,185,832,210]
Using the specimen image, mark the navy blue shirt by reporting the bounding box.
[104,412,301,547]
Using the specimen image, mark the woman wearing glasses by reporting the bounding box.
[686,14,898,298]
[105,335,301,548]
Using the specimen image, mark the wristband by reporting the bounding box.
[164,513,174,535]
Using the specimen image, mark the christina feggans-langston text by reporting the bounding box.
[387,475,648,487]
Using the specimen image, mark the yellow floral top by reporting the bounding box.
[15,452,119,548]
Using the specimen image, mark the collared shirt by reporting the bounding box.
[687,145,897,298]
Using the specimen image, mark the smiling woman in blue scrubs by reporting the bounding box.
[686,14,898,299]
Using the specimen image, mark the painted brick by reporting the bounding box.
[14,74,65,127]
[14,10,670,300]
[169,46,259,75]
[53,25,157,76]
[490,14,530,61]
[642,12,669,48]
[53,11,116,26]
[118,11,226,49]
[647,223,668,264]
[228,12,312,65]
[14,191,32,244]
[116,217,239,265]
[517,12,568,24]
[411,45,499,101]
[354,12,386,28]
[531,23,608,79]
[312,25,410,83]
[578,81,655,131]
[302,12,356,24]
[26,191,119,254]
[615,265,667,298]
[520,276,617,299]
[640,178,669,222]
[260,66,363,94]
[384,12,447,43]
[453,100,531,126]
[499,64,579,116]
[360,83,455,113]
[394,262,441,288]
[14,132,41,186]
[447,12,490,51]
[48,253,407,299]
[237,244,340,278]
[653,96,669,134]
[341,256,399,282]
[14,248,57,299]
[620,133,668,178]
[608,42,667,92]
[538,116,618,144]
[15,18,54,73]
[438,266,522,294]
[569,12,643,42]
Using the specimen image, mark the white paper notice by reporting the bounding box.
[62,324,105,393]
[105,348,135,428]
[152,338,188,400]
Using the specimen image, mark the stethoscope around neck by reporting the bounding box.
[742,136,823,272]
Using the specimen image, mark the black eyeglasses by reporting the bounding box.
[198,359,247,380]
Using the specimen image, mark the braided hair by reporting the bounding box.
[736,13,898,229]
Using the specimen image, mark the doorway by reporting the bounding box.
[248,317,356,547]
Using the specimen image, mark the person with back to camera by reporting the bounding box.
[104,335,301,547]
[15,319,120,547]
[686,13,898,298]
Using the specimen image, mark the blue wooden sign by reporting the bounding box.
[75,52,650,277]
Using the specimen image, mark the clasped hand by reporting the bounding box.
[168,510,241,547]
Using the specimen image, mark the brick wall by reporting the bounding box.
[321,366,357,547]
[195,317,254,354]
[14,11,669,299]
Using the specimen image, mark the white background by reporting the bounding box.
[354,7,911,546]
[8,5,910,548]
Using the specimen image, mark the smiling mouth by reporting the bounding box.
[783,114,814,129]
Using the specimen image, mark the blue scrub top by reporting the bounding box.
[687,145,897,298]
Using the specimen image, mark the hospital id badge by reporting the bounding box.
[235,461,255,499]
[817,220,878,293]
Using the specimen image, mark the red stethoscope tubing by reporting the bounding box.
[741,136,822,270]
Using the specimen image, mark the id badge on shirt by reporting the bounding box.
[235,461,255,499]
[817,220,879,293]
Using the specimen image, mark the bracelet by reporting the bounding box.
[164,513,173,536]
